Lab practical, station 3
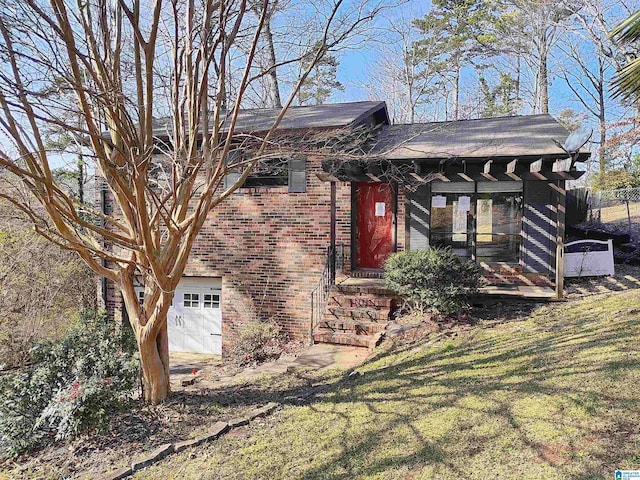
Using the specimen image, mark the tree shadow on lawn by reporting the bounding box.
[283,302,640,479]
[136,294,640,480]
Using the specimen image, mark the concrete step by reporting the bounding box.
[325,306,389,322]
[334,283,396,297]
[313,329,384,348]
[328,293,394,310]
[321,319,387,334]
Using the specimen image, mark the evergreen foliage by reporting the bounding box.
[384,248,482,316]
[0,311,138,457]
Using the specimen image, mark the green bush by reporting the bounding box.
[0,310,138,457]
[229,320,287,367]
[384,248,482,316]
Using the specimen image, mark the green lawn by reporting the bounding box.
[135,291,640,480]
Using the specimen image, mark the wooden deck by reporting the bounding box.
[337,276,558,301]
[479,284,558,300]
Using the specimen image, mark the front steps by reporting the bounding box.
[313,279,397,348]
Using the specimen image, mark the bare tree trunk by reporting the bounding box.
[122,284,173,403]
[538,34,549,114]
[515,54,521,104]
[539,58,549,114]
[137,324,170,404]
[77,155,84,205]
[452,60,460,120]
[263,21,282,108]
[598,53,606,176]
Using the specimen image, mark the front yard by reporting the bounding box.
[133,289,640,480]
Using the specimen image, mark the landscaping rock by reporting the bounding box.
[227,416,250,428]
[173,438,202,453]
[181,377,196,386]
[247,402,278,420]
[200,421,230,442]
[131,443,174,471]
[101,467,133,480]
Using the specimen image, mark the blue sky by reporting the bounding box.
[323,0,632,129]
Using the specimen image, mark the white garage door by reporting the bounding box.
[136,277,222,355]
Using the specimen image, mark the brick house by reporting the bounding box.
[100,101,589,355]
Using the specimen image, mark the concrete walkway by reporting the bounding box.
[170,343,370,391]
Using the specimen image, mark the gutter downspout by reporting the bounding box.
[100,184,108,309]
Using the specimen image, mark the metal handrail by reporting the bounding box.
[309,243,344,341]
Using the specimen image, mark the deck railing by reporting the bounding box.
[309,243,344,340]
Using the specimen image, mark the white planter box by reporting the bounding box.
[564,239,615,278]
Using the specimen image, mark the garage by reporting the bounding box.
[136,277,222,355]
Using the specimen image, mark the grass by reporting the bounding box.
[600,203,640,225]
[132,290,640,480]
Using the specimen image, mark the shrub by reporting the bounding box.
[384,248,482,316]
[0,310,138,457]
[229,320,287,367]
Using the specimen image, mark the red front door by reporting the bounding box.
[356,182,394,269]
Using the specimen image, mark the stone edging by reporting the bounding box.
[98,402,278,480]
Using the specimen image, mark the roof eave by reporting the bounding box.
[384,151,591,163]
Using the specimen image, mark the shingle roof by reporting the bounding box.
[372,114,590,161]
[152,101,388,136]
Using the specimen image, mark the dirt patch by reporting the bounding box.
[531,443,573,466]
[387,311,477,348]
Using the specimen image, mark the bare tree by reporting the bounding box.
[362,9,445,124]
[0,0,382,403]
[496,0,579,114]
[248,0,283,107]
[557,1,628,175]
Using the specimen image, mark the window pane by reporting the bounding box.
[243,158,288,188]
[430,193,472,256]
[183,293,200,308]
[428,189,522,264]
[476,193,522,263]
[476,234,521,263]
[430,233,472,257]
[190,293,199,308]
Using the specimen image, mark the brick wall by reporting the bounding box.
[95,177,124,326]
[185,154,335,351]
[181,167,409,352]
[99,157,408,354]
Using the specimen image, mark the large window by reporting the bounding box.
[475,192,523,263]
[430,193,473,258]
[429,182,523,264]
